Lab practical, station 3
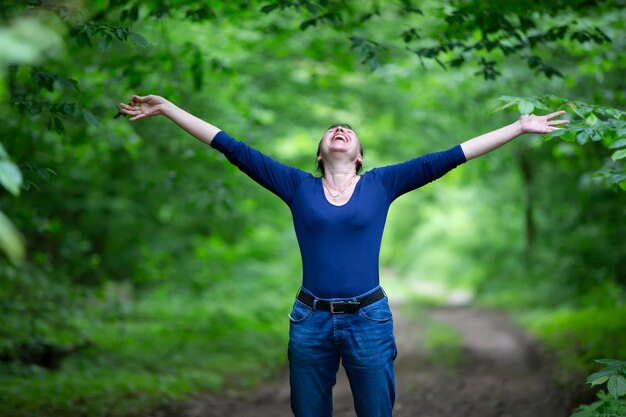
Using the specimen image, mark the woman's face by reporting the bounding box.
[317,125,363,167]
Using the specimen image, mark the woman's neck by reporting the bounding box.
[323,164,358,189]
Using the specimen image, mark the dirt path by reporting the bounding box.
[169,300,577,417]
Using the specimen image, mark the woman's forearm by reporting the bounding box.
[460,120,523,161]
[162,101,221,146]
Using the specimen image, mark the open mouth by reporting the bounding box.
[333,133,348,142]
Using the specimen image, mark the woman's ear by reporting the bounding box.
[317,155,322,162]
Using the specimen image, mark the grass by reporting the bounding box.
[516,305,626,374]
[0,280,293,417]
[423,319,463,367]
[394,300,463,368]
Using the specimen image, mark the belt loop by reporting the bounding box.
[312,298,318,312]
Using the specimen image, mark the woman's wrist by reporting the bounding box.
[161,100,176,118]
[512,119,524,136]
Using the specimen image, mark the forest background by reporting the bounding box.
[0,1,624,416]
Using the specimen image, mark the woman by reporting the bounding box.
[118,95,567,417]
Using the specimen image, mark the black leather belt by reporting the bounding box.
[296,288,386,314]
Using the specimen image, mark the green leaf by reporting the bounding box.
[129,32,148,48]
[568,102,585,118]
[53,116,65,135]
[0,210,24,263]
[607,375,626,400]
[0,143,9,159]
[98,35,112,52]
[588,366,623,383]
[595,359,626,366]
[261,4,279,14]
[130,5,139,22]
[576,130,590,145]
[490,99,517,114]
[609,173,626,184]
[82,108,99,126]
[585,113,598,126]
[590,375,609,386]
[300,18,318,30]
[0,161,23,196]
[75,31,92,48]
[57,77,80,91]
[617,375,626,396]
[518,99,534,115]
[611,149,626,161]
[62,102,76,115]
[609,138,626,149]
[115,27,126,41]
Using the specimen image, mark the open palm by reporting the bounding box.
[118,95,168,121]
[519,111,569,134]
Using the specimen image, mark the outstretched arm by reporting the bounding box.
[118,94,308,205]
[118,95,220,146]
[460,111,569,161]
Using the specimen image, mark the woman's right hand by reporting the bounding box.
[118,94,170,121]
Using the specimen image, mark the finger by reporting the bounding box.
[124,109,142,116]
[548,119,569,126]
[119,103,138,110]
[129,114,147,122]
[132,95,150,103]
[119,105,140,115]
[545,110,566,119]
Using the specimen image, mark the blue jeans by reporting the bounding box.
[288,286,397,417]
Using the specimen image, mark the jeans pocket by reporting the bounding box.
[359,299,393,323]
[288,300,313,324]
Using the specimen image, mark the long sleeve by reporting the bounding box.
[210,130,309,205]
[372,144,466,202]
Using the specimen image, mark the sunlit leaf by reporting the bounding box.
[608,138,626,149]
[587,366,624,383]
[518,100,533,115]
[490,99,517,115]
[0,209,24,263]
[611,149,626,161]
[585,113,598,126]
[590,375,609,386]
[0,143,9,159]
[0,160,22,195]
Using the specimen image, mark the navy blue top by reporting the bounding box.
[211,131,466,298]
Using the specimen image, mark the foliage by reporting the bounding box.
[570,359,626,417]
[493,94,626,189]
[518,307,626,372]
[1,272,293,417]
[260,0,621,79]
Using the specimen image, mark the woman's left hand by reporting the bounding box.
[519,111,570,134]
